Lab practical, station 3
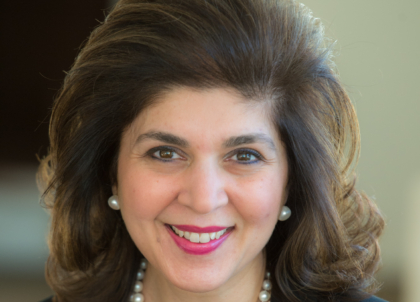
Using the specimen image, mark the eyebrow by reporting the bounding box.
[135,131,276,150]
[223,133,277,150]
[135,131,189,148]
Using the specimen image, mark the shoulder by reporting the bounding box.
[361,296,388,302]
[270,295,387,302]
[39,295,387,302]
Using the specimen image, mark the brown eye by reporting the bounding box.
[237,152,253,161]
[150,147,183,161]
[159,150,173,158]
[229,149,263,164]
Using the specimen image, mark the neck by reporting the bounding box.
[142,252,266,302]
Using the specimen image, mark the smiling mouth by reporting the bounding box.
[170,225,232,244]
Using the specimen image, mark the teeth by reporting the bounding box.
[190,232,199,243]
[216,229,226,239]
[171,226,229,243]
[200,233,210,243]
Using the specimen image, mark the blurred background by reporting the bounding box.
[0,0,419,301]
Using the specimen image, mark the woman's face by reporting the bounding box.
[116,87,288,292]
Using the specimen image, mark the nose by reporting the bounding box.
[177,159,229,214]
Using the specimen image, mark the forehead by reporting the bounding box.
[148,87,265,116]
[125,86,279,147]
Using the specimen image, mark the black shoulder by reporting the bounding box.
[361,296,388,302]
[271,294,387,302]
[38,296,54,302]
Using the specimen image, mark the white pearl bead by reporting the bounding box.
[132,293,145,302]
[259,290,271,302]
[137,270,145,280]
[265,271,271,278]
[140,259,148,270]
[133,281,143,293]
[107,195,120,210]
[262,279,272,291]
[278,205,291,221]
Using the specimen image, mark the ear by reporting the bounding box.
[112,184,118,196]
[110,152,119,196]
[281,185,289,206]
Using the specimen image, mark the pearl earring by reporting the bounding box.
[108,195,120,210]
[278,205,291,221]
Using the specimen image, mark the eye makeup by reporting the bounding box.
[143,144,266,167]
[225,148,265,165]
[144,146,186,162]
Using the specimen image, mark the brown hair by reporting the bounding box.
[38,0,384,301]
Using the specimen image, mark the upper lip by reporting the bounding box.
[169,224,231,233]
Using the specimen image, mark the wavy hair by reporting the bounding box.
[38,0,384,301]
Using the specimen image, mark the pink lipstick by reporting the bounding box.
[171,225,228,233]
[166,225,232,255]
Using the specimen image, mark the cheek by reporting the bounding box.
[233,175,284,226]
[118,168,178,220]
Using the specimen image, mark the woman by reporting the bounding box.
[38,0,386,301]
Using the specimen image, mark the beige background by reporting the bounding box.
[302,0,420,300]
[1,0,419,301]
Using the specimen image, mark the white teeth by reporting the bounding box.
[190,232,200,243]
[171,226,229,243]
[215,229,226,239]
[199,233,210,243]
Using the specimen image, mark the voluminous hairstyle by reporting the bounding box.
[38,0,385,301]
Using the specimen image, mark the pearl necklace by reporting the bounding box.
[129,259,272,302]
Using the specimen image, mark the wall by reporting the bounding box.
[302,0,420,300]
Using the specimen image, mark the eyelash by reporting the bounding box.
[146,146,184,162]
[146,146,264,164]
[226,148,264,165]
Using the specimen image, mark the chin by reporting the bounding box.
[165,267,230,293]
[173,278,226,293]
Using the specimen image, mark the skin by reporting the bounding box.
[115,87,289,302]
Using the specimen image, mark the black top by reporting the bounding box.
[271,296,388,302]
[270,296,387,302]
[361,297,388,302]
[40,295,387,302]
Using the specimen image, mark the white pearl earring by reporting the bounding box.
[108,195,120,210]
[278,205,291,221]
